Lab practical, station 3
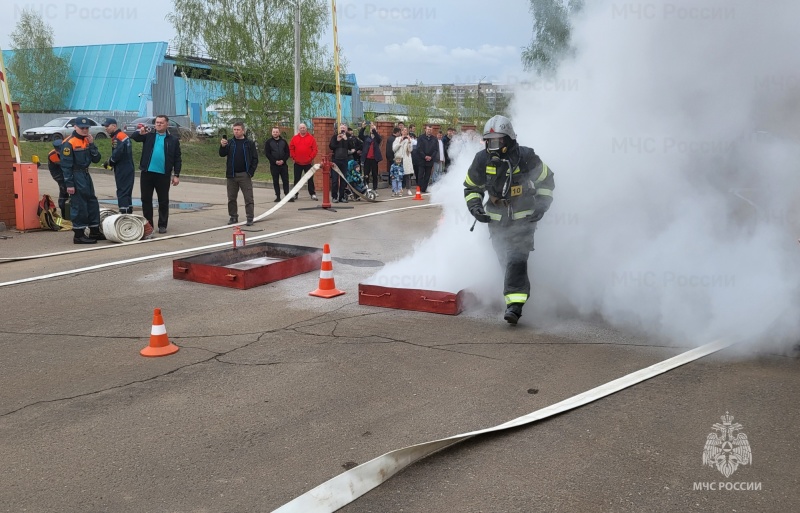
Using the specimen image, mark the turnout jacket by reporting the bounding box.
[463,145,554,223]
[60,131,101,188]
[108,129,135,174]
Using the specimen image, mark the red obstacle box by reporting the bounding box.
[173,242,322,290]
[358,283,466,315]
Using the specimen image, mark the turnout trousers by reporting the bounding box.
[488,220,536,306]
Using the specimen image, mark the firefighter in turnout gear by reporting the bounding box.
[464,115,555,325]
[102,118,135,214]
[47,138,69,218]
[61,118,104,244]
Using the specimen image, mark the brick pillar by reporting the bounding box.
[375,121,394,175]
[0,103,21,229]
[312,117,335,193]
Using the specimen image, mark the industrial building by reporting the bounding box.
[2,42,361,131]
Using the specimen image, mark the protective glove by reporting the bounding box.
[469,204,491,223]
[102,160,111,170]
[528,208,546,223]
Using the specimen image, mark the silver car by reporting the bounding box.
[22,117,108,142]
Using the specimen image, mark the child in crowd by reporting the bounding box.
[390,156,404,196]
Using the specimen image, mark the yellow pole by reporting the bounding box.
[331,0,342,125]
[0,47,21,163]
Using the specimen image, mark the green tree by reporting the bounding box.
[7,8,73,112]
[168,0,339,139]
[522,0,584,75]
[394,83,436,129]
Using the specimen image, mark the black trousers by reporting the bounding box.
[270,164,290,197]
[418,164,433,192]
[332,159,348,200]
[363,158,379,190]
[140,170,171,229]
[294,163,315,195]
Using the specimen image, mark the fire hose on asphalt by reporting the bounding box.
[0,162,404,263]
[271,338,736,512]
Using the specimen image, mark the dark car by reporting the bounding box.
[123,117,192,140]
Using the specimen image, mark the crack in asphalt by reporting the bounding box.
[0,302,501,418]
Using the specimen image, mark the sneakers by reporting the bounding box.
[246,218,254,226]
[288,196,295,202]
[504,304,523,325]
[294,193,299,200]
[407,189,413,196]
[274,197,281,203]
[158,227,167,234]
[311,194,318,201]
[228,216,238,225]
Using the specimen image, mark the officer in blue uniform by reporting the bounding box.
[61,117,103,244]
[102,117,135,214]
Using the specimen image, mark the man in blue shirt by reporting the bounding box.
[131,115,182,234]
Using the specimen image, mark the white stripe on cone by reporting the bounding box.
[319,270,334,279]
[151,324,167,336]
[322,253,332,262]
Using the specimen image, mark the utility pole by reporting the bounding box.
[331,0,342,125]
[294,1,301,132]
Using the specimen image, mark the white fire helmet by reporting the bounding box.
[483,115,516,154]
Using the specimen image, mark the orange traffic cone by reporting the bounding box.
[309,243,345,298]
[140,308,180,357]
[412,186,423,200]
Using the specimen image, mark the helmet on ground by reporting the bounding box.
[483,115,516,156]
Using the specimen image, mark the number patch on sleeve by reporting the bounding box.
[510,185,522,196]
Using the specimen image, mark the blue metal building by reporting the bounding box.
[2,42,358,126]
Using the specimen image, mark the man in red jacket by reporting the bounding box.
[289,123,319,200]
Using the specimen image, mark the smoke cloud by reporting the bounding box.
[369,0,800,350]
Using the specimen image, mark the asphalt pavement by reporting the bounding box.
[0,169,797,513]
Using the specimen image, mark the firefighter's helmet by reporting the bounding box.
[483,115,516,155]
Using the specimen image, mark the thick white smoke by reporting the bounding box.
[369,0,800,349]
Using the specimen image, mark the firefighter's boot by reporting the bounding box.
[88,226,106,241]
[73,229,97,244]
[504,303,523,325]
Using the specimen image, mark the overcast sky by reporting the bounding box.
[2,0,533,87]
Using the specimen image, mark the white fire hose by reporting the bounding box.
[272,338,733,512]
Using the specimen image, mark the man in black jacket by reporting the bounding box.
[328,123,353,202]
[359,121,383,191]
[131,115,181,234]
[264,128,292,202]
[415,124,439,193]
[220,122,258,225]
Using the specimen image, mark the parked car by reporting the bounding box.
[195,123,227,138]
[122,117,193,140]
[22,117,108,141]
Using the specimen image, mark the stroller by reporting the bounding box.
[345,160,377,201]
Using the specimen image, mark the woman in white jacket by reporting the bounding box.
[392,127,415,196]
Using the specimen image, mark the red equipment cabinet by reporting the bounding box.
[13,162,39,231]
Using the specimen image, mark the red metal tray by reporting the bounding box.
[358,283,465,315]
[173,242,322,290]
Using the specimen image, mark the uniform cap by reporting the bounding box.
[101,117,118,127]
[75,118,92,128]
